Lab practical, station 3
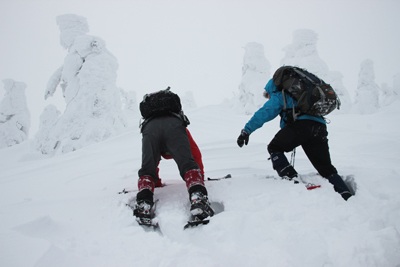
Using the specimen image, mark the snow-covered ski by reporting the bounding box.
[184,201,224,230]
[137,219,161,232]
[298,176,321,190]
[184,217,210,229]
[118,183,166,194]
[266,173,357,193]
[266,174,321,190]
[119,174,231,194]
[207,174,232,181]
[118,188,136,194]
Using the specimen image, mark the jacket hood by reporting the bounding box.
[264,79,277,95]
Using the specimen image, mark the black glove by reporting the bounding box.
[237,129,250,147]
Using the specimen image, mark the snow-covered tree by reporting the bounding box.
[281,29,329,78]
[36,14,126,155]
[380,73,400,107]
[181,91,197,110]
[0,79,31,149]
[120,88,138,126]
[380,82,395,107]
[235,42,270,114]
[394,73,400,96]
[120,88,137,112]
[281,29,352,112]
[354,59,380,114]
[34,105,61,154]
[327,71,352,113]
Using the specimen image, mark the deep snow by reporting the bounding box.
[1,103,400,267]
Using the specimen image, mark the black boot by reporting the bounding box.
[270,152,299,183]
[189,185,214,220]
[133,189,154,225]
[327,174,352,201]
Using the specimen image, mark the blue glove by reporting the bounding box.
[237,129,250,147]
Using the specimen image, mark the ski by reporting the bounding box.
[118,183,166,194]
[184,201,224,230]
[207,174,232,181]
[136,218,162,235]
[303,183,321,190]
[184,217,210,229]
[266,175,321,190]
[298,176,321,190]
[137,218,160,232]
[118,188,136,194]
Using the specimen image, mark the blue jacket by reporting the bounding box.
[244,79,326,134]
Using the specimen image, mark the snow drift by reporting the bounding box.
[1,101,400,266]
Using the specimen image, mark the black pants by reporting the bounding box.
[267,120,337,178]
[138,116,199,182]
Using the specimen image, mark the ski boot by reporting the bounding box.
[271,152,299,184]
[327,173,353,201]
[184,190,215,229]
[190,190,214,220]
[133,199,154,226]
[281,173,300,184]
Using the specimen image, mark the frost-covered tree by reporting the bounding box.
[327,71,352,113]
[0,79,31,149]
[120,88,137,112]
[380,82,395,107]
[36,14,126,154]
[354,59,380,114]
[281,29,329,78]
[394,73,400,96]
[34,105,61,154]
[235,42,270,114]
[181,91,197,110]
[380,73,400,107]
[281,29,352,112]
[120,88,138,126]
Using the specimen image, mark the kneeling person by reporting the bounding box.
[134,87,214,225]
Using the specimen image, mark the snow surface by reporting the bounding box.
[1,102,400,267]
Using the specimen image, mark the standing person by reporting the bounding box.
[134,87,214,225]
[155,128,205,187]
[236,67,352,201]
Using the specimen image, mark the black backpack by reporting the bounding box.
[272,66,340,122]
[139,87,182,119]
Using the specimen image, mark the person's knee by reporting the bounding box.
[267,141,283,154]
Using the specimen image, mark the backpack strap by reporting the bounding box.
[281,89,300,123]
[139,111,190,133]
[282,89,287,111]
[170,111,190,127]
[292,68,322,85]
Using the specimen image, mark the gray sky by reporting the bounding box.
[1,0,399,134]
